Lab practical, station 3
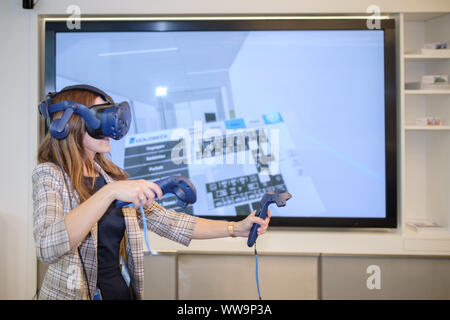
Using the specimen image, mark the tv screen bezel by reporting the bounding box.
[43,17,397,228]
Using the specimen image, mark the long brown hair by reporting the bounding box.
[38,89,128,203]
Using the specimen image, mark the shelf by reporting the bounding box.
[404,53,450,60]
[403,225,450,239]
[405,89,450,95]
[405,125,450,131]
[403,13,448,22]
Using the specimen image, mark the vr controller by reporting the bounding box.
[247,189,292,247]
[116,176,197,209]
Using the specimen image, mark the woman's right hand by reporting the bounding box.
[107,179,163,208]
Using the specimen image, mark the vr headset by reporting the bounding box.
[38,84,131,140]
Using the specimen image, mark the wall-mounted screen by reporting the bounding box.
[44,19,397,227]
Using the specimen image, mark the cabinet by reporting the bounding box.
[398,13,450,236]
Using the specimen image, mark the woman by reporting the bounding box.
[32,86,270,300]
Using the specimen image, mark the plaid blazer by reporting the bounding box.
[32,161,198,300]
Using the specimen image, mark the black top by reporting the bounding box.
[86,175,132,300]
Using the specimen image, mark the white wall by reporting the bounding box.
[0,1,39,300]
[1,0,450,300]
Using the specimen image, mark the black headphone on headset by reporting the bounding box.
[38,84,132,140]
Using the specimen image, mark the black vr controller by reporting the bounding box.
[116,176,197,209]
[247,189,292,247]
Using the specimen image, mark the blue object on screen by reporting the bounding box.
[225,118,246,130]
[263,112,283,125]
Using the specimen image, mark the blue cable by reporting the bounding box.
[139,204,151,254]
[122,203,151,254]
[254,245,262,300]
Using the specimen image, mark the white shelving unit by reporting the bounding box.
[399,13,450,240]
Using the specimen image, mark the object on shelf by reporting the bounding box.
[422,75,448,83]
[415,117,441,126]
[406,220,447,233]
[423,42,449,50]
[405,74,450,90]
[423,41,449,49]
[421,41,450,55]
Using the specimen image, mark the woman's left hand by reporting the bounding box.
[235,209,271,237]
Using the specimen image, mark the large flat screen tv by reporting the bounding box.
[43,17,397,228]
